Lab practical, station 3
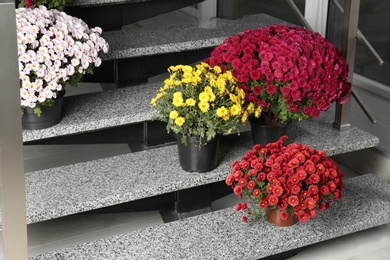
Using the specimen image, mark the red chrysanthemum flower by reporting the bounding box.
[238,178,247,187]
[288,195,299,207]
[308,185,319,194]
[247,180,256,190]
[280,211,289,221]
[273,185,284,196]
[225,175,234,186]
[242,216,248,223]
[298,213,309,222]
[253,189,261,197]
[259,199,268,209]
[235,203,242,211]
[305,197,316,210]
[320,185,330,195]
[268,195,279,205]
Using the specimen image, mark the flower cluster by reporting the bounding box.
[17,6,109,116]
[17,0,67,11]
[226,136,343,223]
[151,62,254,146]
[207,25,351,125]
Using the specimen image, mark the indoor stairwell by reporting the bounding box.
[14,0,390,259]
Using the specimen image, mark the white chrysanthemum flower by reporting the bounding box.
[58,69,67,79]
[18,44,26,53]
[94,57,102,67]
[36,68,45,78]
[81,58,89,69]
[31,62,39,71]
[71,58,80,66]
[45,89,53,99]
[20,88,29,100]
[21,99,29,107]
[38,46,48,55]
[67,65,75,75]
[38,93,46,103]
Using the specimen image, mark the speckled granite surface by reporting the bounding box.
[28,174,390,260]
[100,14,290,60]
[67,0,146,7]
[22,83,160,142]
[22,118,378,224]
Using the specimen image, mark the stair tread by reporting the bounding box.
[28,174,390,260]
[19,113,379,224]
[22,82,159,143]
[67,0,147,7]
[100,14,289,60]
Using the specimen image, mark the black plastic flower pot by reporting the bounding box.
[22,96,64,130]
[174,134,221,173]
[249,116,290,145]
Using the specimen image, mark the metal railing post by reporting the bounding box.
[0,1,29,259]
[331,0,360,131]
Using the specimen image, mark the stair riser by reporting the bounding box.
[65,0,204,31]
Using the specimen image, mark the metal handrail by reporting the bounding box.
[286,0,377,124]
[332,0,384,65]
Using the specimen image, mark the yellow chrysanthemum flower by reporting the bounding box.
[242,111,248,123]
[182,65,193,74]
[156,93,165,100]
[247,102,255,114]
[230,104,241,116]
[173,92,183,98]
[213,66,222,74]
[185,98,196,106]
[237,87,245,99]
[229,93,237,103]
[199,92,210,103]
[151,98,157,107]
[175,117,185,126]
[216,106,229,118]
[172,96,183,107]
[255,106,262,118]
[169,110,179,119]
[198,101,210,113]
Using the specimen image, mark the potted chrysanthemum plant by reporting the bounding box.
[207,25,351,144]
[226,136,344,226]
[17,5,109,129]
[151,62,251,172]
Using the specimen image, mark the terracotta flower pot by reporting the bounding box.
[267,209,298,227]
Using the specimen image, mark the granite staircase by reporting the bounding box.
[18,0,390,259]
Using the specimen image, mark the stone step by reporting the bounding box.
[100,14,289,61]
[28,174,390,260]
[67,0,150,7]
[93,13,290,84]
[22,82,159,143]
[18,113,379,224]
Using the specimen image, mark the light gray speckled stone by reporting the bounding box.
[28,174,390,260]
[22,82,160,142]
[67,0,147,7]
[101,14,290,60]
